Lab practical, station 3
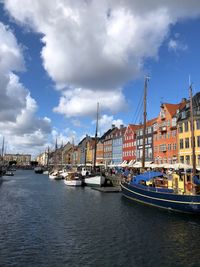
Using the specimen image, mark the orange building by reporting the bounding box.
[153,100,186,164]
[96,139,104,165]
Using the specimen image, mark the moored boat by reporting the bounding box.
[49,170,63,180]
[121,171,200,214]
[84,173,105,187]
[4,171,14,176]
[64,172,82,186]
[121,78,200,214]
[34,166,43,174]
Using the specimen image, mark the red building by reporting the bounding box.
[122,124,140,163]
[153,100,186,164]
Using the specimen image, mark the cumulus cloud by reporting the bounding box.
[97,114,124,135]
[51,128,77,148]
[3,0,200,120]
[53,88,127,117]
[0,22,52,156]
[4,0,200,118]
[168,36,188,52]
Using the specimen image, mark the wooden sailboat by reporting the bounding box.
[84,103,106,187]
[121,78,200,214]
[49,139,63,180]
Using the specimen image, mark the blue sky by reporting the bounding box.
[0,1,200,157]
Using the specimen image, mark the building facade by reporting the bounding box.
[4,153,31,166]
[136,118,157,162]
[122,124,140,163]
[153,101,186,164]
[103,126,117,166]
[177,93,200,166]
[96,139,104,165]
[112,125,126,165]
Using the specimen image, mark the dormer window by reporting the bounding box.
[160,109,165,119]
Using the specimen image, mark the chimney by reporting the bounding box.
[111,124,115,129]
[181,98,187,103]
[120,124,124,129]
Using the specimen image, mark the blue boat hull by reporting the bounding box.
[121,182,200,214]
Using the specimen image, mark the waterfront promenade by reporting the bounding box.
[0,170,200,266]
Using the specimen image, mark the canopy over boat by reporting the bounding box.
[132,171,163,184]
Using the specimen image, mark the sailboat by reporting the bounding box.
[121,77,200,214]
[83,103,106,187]
[49,139,63,180]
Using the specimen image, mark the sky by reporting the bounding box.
[0,0,200,158]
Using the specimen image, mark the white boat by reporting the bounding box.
[59,170,69,179]
[84,174,105,187]
[49,170,63,180]
[64,172,82,186]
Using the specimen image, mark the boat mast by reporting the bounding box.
[47,146,50,169]
[142,77,149,169]
[189,83,196,177]
[1,137,5,166]
[93,102,99,171]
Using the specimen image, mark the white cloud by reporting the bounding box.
[4,0,200,119]
[53,88,127,117]
[168,38,188,52]
[51,128,77,147]
[97,114,124,134]
[0,22,52,156]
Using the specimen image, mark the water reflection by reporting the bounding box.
[0,171,200,266]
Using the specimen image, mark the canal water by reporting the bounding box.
[0,170,200,267]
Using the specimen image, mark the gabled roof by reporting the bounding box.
[100,127,117,140]
[132,118,157,130]
[124,124,141,136]
[164,102,186,117]
[146,117,157,126]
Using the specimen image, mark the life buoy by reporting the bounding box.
[186,182,193,191]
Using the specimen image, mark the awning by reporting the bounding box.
[132,171,163,184]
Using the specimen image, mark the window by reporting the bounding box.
[178,123,183,133]
[180,156,184,163]
[168,144,171,150]
[184,121,188,132]
[172,130,176,137]
[147,127,151,134]
[186,155,190,165]
[173,143,177,150]
[198,155,200,166]
[191,137,196,147]
[196,120,200,130]
[148,148,152,158]
[185,138,190,148]
[148,137,152,144]
[198,136,200,147]
[172,118,176,127]
[153,123,157,131]
[180,139,184,149]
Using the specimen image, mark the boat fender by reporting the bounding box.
[186,182,193,191]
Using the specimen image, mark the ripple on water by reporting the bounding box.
[0,171,200,266]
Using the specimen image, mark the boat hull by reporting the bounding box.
[49,173,63,180]
[121,182,200,214]
[84,175,105,187]
[64,179,82,186]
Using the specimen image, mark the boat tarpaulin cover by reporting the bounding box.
[132,171,163,184]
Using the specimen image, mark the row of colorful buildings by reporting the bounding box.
[36,92,200,168]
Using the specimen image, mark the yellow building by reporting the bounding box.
[177,94,200,167]
[86,139,95,165]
